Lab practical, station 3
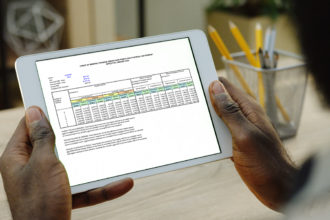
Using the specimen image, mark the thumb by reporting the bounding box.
[208,80,251,134]
[25,106,55,155]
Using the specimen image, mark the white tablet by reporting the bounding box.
[15,30,232,194]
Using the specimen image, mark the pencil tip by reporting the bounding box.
[258,48,263,53]
[256,22,261,30]
[265,51,269,58]
[228,20,236,29]
[208,25,215,33]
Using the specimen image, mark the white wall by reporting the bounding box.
[116,0,212,39]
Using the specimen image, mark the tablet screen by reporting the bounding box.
[35,38,221,186]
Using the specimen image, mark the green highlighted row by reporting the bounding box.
[71,82,194,107]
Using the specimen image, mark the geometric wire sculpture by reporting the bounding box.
[5,0,64,56]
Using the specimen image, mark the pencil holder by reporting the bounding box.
[222,50,307,139]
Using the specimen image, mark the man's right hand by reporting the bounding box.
[209,77,298,211]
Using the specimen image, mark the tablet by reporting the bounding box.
[15,30,232,194]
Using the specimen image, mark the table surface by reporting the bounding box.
[0,71,329,219]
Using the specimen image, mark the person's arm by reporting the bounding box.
[209,77,299,211]
[0,107,134,220]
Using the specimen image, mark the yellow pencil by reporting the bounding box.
[208,25,255,99]
[275,96,290,122]
[255,23,263,64]
[255,23,266,110]
[229,20,265,109]
[230,21,290,122]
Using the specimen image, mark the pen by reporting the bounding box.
[269,26,277,66]
[273,52,279,68]
[263,26,271,56]
[264,51,271,69]
[258,48,265,68]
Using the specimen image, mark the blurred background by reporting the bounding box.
[0,0,299,110]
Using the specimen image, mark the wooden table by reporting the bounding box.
[0,73,329,219]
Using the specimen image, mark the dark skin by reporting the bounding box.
[0,77,297,219]
[209,78,298,211]
[0,106,133,220]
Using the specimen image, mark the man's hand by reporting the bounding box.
[209,77,298,211]
[0,106,134,220]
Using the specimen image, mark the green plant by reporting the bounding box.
[207,0,291,20]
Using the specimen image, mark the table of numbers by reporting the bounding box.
[52,69,199,128]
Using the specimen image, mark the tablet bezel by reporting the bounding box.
[15,30,232,194]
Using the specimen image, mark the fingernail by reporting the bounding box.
[26,107,42,123]
[212,81,226,95]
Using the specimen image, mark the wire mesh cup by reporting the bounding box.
[222,49,308,139]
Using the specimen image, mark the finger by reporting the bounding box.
[72,178,134,209]
[218,77,255,104]
[218,77,266,119]
[208,80,252,135]
[217,77,276,136]
[0,117,32,172]
[25,106,55,155]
